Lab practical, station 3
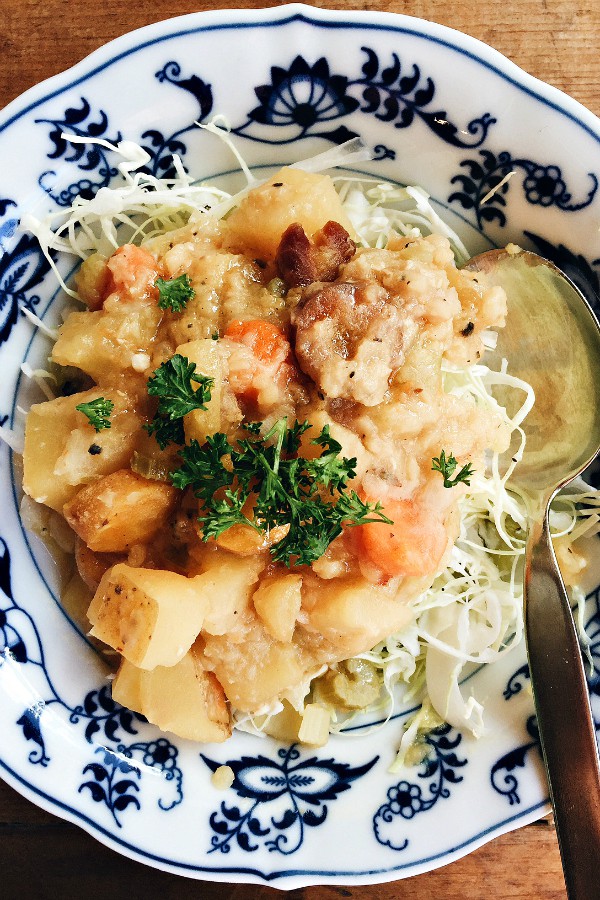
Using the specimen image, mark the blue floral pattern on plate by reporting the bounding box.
[29,49,599,314]
[1,5,599,888]
[35,99,122,205]
[0,199,53,346]
[490,584,600,807]
[374,724,467,850]
[449,150,598,228]
[0,536,184,820]
[202,745,377,855]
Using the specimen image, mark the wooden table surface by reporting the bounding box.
[1,1,598,897]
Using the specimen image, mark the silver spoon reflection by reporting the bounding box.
[467,248,600,900]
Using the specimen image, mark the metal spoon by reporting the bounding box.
[467,248,600,900]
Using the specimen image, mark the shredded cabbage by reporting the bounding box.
[12,125,600,765]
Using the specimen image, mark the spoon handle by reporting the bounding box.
[526,507,600,899]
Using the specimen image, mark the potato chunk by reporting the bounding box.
[23,388,140,511]
[52,298,162,381]
[202,618,308,712]
[304,575,415,657]
[252,573,302,643]
[111,655,144,713]
[188,551,265,636]
[112,647,231,743]
[64,469,177,552]
[88,564,211,669]
[175,338,221,444]
[74,252,109,310]
[225,168,355,260]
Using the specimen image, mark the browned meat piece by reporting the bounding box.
[292,280,419,406]
[314,221,357,281]
[275,221,356,288]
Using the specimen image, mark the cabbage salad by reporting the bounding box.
[6,120,600,766]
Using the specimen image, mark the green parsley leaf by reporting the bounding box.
[432,450,475,488]
[306,425,356,492]
[243,421,263,436]
[147,354,213,419]
[145,354,213,449]
[283,419,313,454]
[170,434,234,500]
[146,415,185,451]
[75,397,114,432]
[200,490,258,542]
[155,274,195,313]
[169,418,392,567]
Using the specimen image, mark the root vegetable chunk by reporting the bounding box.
[88,564,211,669]
[175,338,221,444]
[305,576,415,658]
[225,168,355,260]
[64,469,177,552]
[111,654,144,714]
[113,647,231,743]
[23,389,140,511]
[202,619,309,712]
[191,553,264,636]
[253,573,302,643]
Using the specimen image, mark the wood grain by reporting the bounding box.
[2,0,599,117]
[1,1,597,897]
[0,778,566,899]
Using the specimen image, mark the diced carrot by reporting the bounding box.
[225,319,290,366]
[105,244,160,303]
[355,497,447,580]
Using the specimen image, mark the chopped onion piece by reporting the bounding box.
[298,704,331,747]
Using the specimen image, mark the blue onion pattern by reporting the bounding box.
[503,664,531,701]
[35,98,122,205]
[242,55,360,144]
[202,744,378,855]
[0,535,183,815]
[582,583,600,703]
[123,738,183,811]
[79,738,183,826]
[449,149,598,228]
[352,48,495,148]
[141,62,213,178]
[0,199,54,347]
[373,724,467,851]
[490,714,540,805]
[492,583,600,805]
[79,748,141,827]
[213,49,494,149]
[16,703,50,767]
[250,56,359,126]
[69,684,145,744]
[31,52,596,293]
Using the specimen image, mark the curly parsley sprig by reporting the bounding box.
[145,354,213,449]
[75,397,114,432]
[432,450,475,488]
[170,418,392,567]
[155,274,195,312]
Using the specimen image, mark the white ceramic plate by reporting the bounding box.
[1,5,600,888]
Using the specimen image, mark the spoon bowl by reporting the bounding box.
[467,247,600,900]
[470,249,600,497]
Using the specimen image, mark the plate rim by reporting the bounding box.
[0,754,551,886]
[0,3,586,886]
[1,5,599,141]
